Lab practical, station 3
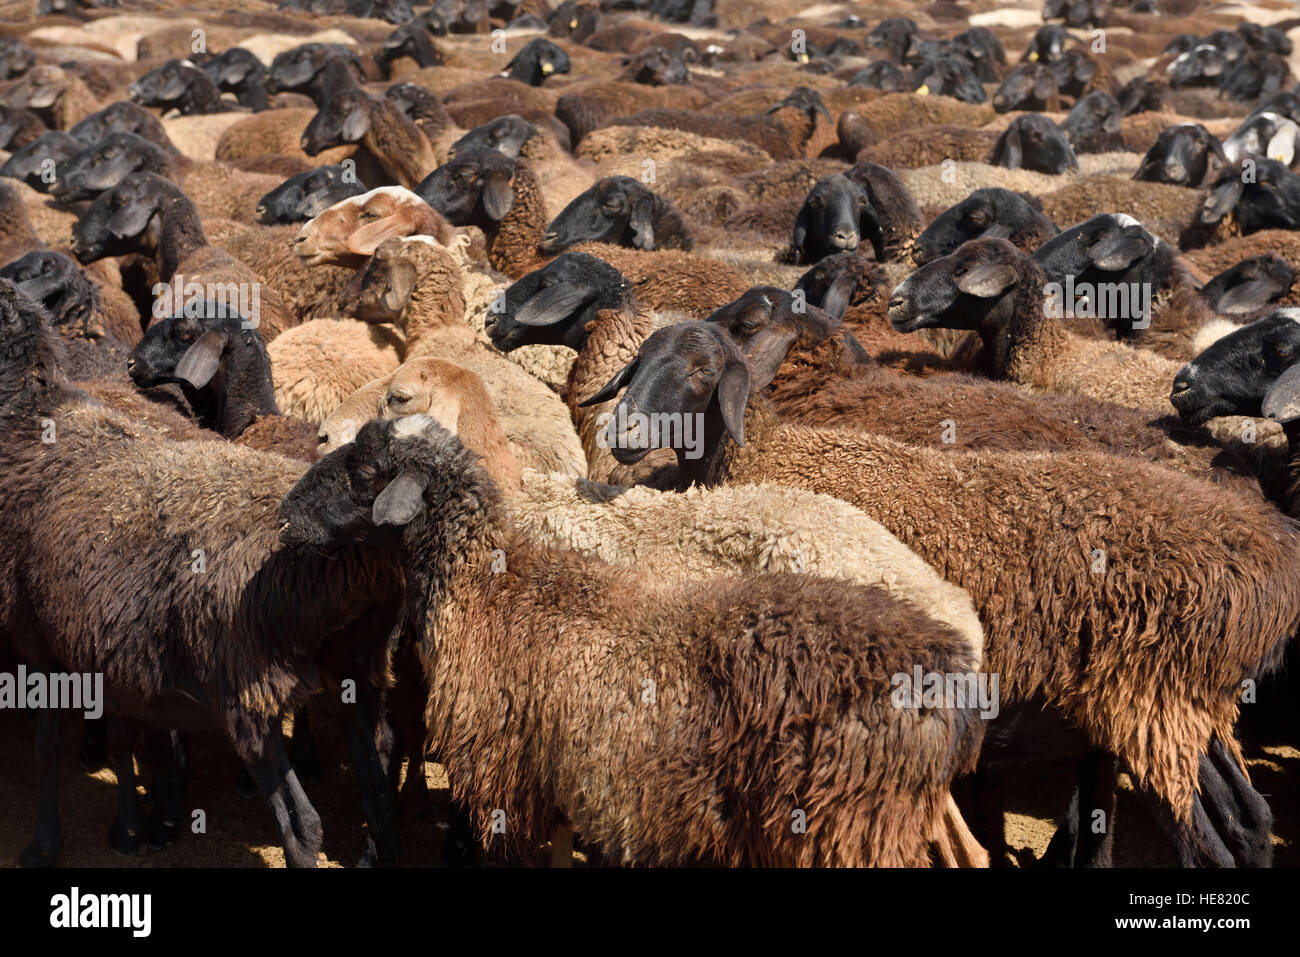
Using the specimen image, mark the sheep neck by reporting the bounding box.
[486,162,549,278]
[184,333,281,438]
[974,276,1066,387]
[765,329,874,406]
[157,200,209,280]
[566,304,654,465]
[398,251,469,356]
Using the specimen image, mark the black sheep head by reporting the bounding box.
[991,114,1077,175]
[486,252,629,352]
[448,115,535,159]
[993,63,1058,112]
[0,251,96,333]
[541,176,665,252]
[951,27,1005,82]
[71,172,187,263]
[623,46,689,86]
[1134,122,1228,188]
[864,17,917,63]
[1116,76,1162,115]
[1171,310,1300,423]
[416,148,518,228]
[69,102,174,151]
[1022,25,1072,64]
[1200,255,1295,316]
[502,38,571,85]
[909,56,987,103]
[1061,90,1122,151]
[705,286,841,358]
[914,188,1058,265]
[1223,112,1300,167]
[791,174,881,264]
[302,89,374,153]
[129,59,215,110]
[52,132,172,202]
[0,130,80,192]
[848,60,910,92]
[1201,157,1300,232]
[256,164,367,224]
[888,237,1033,333]
[378,10,447,74]
[1166,44,1226,89]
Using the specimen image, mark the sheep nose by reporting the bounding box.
[1164,161,1186,181]
[831,228,858,250]
[126,358,135,371]
[888,295,905,310]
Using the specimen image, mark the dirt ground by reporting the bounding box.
[1,668,1295,868]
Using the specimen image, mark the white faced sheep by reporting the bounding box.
[279,413,986,867]
[583,317,1300,868]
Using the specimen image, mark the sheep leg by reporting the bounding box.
[442,799,479,868]
[1147,785,1236,867]
[107,719,144,856]
[78,714,108,771]
[344,679,401,868]
[144,730,187,850]
[1043,751,1117,867]
[942,795,989,867]
[967,769,1009,866]
[288,707,322,785]
[246,730,322,868]
[20,706,62,867]
[1196,735,1272,868]
[550,824,574,868]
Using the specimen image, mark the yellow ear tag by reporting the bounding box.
[916,84,930,95]
[569,18,577,26]
[541,62,555,74]
[1028,51,1039,61]
[798,52,809,62]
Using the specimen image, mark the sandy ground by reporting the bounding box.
[0,667,1295,869]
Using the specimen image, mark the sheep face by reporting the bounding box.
[548,1,599,42]
[128,310,232,389]
[915,188,1052,266]
[267,44,361,95]
[295,187,438,266]
[258,165,366,225]
[1201,158,1300,232]
[52,132,170,202]
[791,175,880,265]
[993,63,1058,113]
[69,102,171,150]
[385,84,449,135]
[72,173,184,264]
[624,47,688,86]
[1135,123,1227,188]
[0,66,69,117]
[280,415,461,548]
[0,131,80,192]
[542,176,658,252]
[1171,310,1300,423]
[487,252,628,352]
[503,38,571,86]
[302,90,373,154]
[991,115,1077,175]
[379,12,447,73]
[1022,25,1070,64]
[0,38,35,80]
[794,252,887,319]
[448,115,535,159]
[1221,53,1290,103]
[864,17,917,63]
[1061,91,1121,147]
[353,240,420,321]
[417,149,517,228]
[1052,51,1100,98]
[200,48,267,108]
[1167,45,1226,89]
[848,61,909,93]
[951,27,1005,82]
[0,252,94,332]
[1116,77,1161,116]
[1200,255,1295,315]
[129,60,213,110]
[888,238,1026,334]
[1222,113,1300,167]
[1239,22,1293,57]
[579,321,754,466]
[705,287,839,355]
[908,56,986,104]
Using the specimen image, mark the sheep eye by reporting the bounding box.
[1275,342,1293,358]
[389,392,412,405]
[809,196,822,207]
[353,466,378,486]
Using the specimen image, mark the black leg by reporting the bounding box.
[107,719,144,856]
[442,798,479,868]
[21,706,63,867]
[288,707,322,785]
[78,715,108,772]
[245,725,322,868]
[968,768,1009,867]
[345,679,400,867]
[144,731,186,850]
[1197,735,1272,868]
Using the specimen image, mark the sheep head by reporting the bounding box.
[501,38,571,86]
[914,188,1058,266]
[416,148,519,228]
[448,115,536,160]
[888,238,1033,334]
[486,251,628,352]
[990,114,1077,175]
[0,251,100,338]
[294,186,454,266]
[1173,309,1300,424]
[791,174,880,264]
[72,172,187,264]
[542,176,668,252]
[52,132,173,202]
[258,164,367,225]
[1200,255,1295,315]
[1135,122,1228,188]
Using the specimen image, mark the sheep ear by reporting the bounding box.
[715,360,751,447]
[341,103,370,142]
[106,202,155,239]
[628,195,656,250]
[481,169,515,222]
[820,275,855,320]
[514,282,593,326]
[1201,177,1243,224]
[221,59,254,84]
[956,263,1018,297]
[159,74,189,101]
[1262,361,1300,423]
[1089,233,1149,270]
[791,203,811,258]
[372,470,428,527]
[1032,74,1055,102]
[999,129,1023,169]
[1216,279,1277,315]
[740,325,798,391]
[346,215,412,255]
[977,222,1014,240]
[1267,128,1296,165]
[1203,140,1229,186]
[577,358,638,407]
[173,329,229,389]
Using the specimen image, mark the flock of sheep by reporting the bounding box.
[2,0,1300,869]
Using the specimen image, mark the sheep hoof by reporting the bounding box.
[108,821,142,856]
[145,815,178,851]
[19,844,59,868]
[234,765,259,799]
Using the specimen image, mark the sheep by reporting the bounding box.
[912,188,1059,265]
[215,109,359,167]
[621,45,689,86]
[0,291,406,869]
[129,59,237,116]
[908,56,988,104]
[500,37,571,86]
[127,306,318,461]
[1116,76,1163,115]
[1222,111,1300,166]
[1199,255,1295,317]
[990,114,1078,175]
[1061,91,1124,153]
[70,173,297,342]
[376,11,447,77]
[0,131,82,193]
[292,185,457,268]
[992,64,1061,113]
[200,48,273,112]
[1198,158,1300,240]
[1134,122,1228,187]
[301,89,438,190]
[416,149,749,309]
[787,161,922,265]
[1220,52,1292,103]
[0,65,100,131]
[68,101,175,153]
[256,164,368,224]
[383,83,454,149]
[889,237,1187,414]
[345,237,586,476]
[856,125,1001,170]
[278,413,985,867]
[1038,176,1202,247]
[848,61,910,94]
[836,94,994,157]
[265,43,365,107]
[1032,213,1220,361]
[1184,231,1300,281]
[0,105,45,150]
[585,317,1300,867]
[540,176,692,253]
[447,112,589,207]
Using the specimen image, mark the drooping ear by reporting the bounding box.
[977,221,1014,240]
[372,469,428,526]
[514,281,593,326]
[1262,361,1300,422]
[1216,279,1278,314]
[1032,73,1055,103]
[1101,109,1122,135]
[956,262,1018,297]
[1089,232,1150,270]
[481,167,515,221]
[158,73,189,101]
[628,194,656,250]
[1267,127,1296,166]
[578,357,639,406]
[998,128,1023,169]
[340,101,370,143]
[1202,139,1229,187]
[739,324,799,392]
[715,359,751,447]
[791,202,811,258]
[347,215,413,255]
[383,259,418,308]
[820,274,855,320]
[1201,177,1243,224]
[173,328,230,388]
[220,59,255,85]
[106,200,156,239]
